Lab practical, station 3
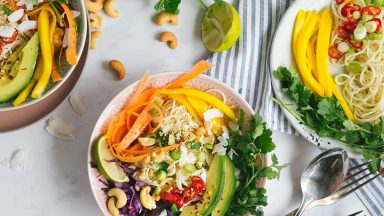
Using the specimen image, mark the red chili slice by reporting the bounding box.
[181,188,196,203]
[329,45,345,59]
[361,5,381,16]
[345,7,359,24]
[335,0,344,4]
[341,3,361,17]
[0,30,18,44]
[370,18,382,33]
[348,39,364,49]
[160,191,176,204]
[338,26,350,40]
[344,22,357,32]
[0,43,2,55]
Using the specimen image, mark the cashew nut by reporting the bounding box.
[89,12,103,30]
[107,188,127,208]
[155,12,179,26]
[140,186,157,210]
[107,197,119,216]
[91,31,102,49]
[85,0,104,12]
[103,0,119,18]
[159,31,178,49]
[108,60,126,80]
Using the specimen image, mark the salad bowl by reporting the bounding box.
[87,71,268,215]
[0,0,88,111]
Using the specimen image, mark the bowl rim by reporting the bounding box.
[0,0,88,112]
[87,71,268,215]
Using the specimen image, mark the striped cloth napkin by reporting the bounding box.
[205,0,384,215]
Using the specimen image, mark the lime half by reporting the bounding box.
[93,136,129,183]
[202,2,241,52]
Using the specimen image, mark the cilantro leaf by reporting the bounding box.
[226,113,285,215]
[274,66,384,173]
[154,0,181,14]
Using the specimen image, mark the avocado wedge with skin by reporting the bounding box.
[181,155,225,216]
[0,32,39,102]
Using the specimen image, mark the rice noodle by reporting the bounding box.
[331,1,384,123]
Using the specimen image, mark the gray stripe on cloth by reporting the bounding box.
[206,0,384,215]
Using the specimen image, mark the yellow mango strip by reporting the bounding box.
[316,8,333,97]
[31,10,53,98]
[186,96,211,119]
[168,94,202,123]
[13,80,37,106]
[159,88,237,122]
[297,11,324,96]
[292,10,306,65]
[33,54,44,80]
[307,36,319,80]
[331,79,354,121]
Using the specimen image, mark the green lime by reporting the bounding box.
[201,2,241,52]
[93,136,129,183]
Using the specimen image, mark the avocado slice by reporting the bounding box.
[181,155,225,216]
[0,32,39,102]
[211,155,237,216]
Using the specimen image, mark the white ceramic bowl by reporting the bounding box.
[0,0,88,111]
[87,72,267,215]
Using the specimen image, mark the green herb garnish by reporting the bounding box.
[274,66,384,173]
[226,113,286,215]
[1,5,12,16]
[154,0,182,14]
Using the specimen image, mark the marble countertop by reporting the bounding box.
[0,0,370,215]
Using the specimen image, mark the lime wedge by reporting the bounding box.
[202,2,241,52]
[93,136,129,183]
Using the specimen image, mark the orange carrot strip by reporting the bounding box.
[51,59,62,82]
[111,144,181,162]
[116,97,164,151]
[165,60,212,89]
[149,102,163,134]
[61,3,77,65]
[7,0,19,11]
[130,73,149,103]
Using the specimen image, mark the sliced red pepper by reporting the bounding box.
[341,3,361,17]
[344,22,356,32]
[329,45,346,59]
[361,5,381,16]
[190,176,205,193]
[161,191,175,204]
[181,188,196,203]
[0,43,2,55]
[335,0,344,4]
[348,39,364,49]
[0,30,18,44]
[370,18,382,33]
[338,26,350,40]
[345,8,359,24]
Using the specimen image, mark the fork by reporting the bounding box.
[285,161,380,216]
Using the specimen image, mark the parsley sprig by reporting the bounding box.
[273,66,384,173]
[226,112,286,216]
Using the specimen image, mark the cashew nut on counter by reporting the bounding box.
[90,31,102,49]
[107,197,119,216]
[140,186,156,210]
[85,0,104,12]
[107,188,127,208]
[89,13,103,30]
[108,60,126,80]
[159,31,178,49]
[155,12,179,26]
[103,0,119,18]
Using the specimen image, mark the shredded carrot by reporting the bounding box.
[51,59,62,82]
[115,97,164,151]
[61,3,77,65]
[130,73,149,103]
[165,60,212,89]
[110,144,181,162]
[7,0,19,11]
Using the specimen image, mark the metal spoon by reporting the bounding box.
[294,148,349,216]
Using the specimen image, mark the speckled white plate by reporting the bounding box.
[269,0,362,158]
[87,72,267,215]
